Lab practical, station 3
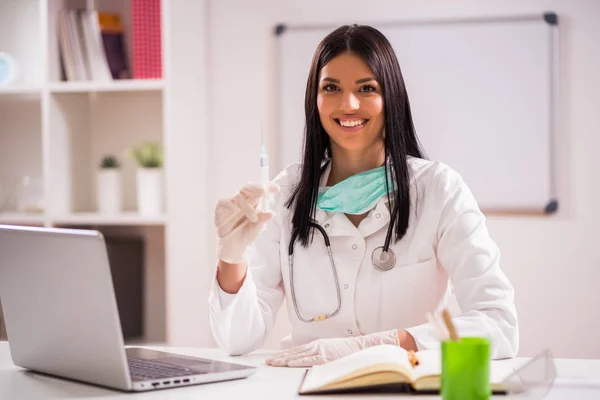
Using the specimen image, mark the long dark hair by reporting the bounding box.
[286,24,425,246]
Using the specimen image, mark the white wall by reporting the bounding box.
[205,0,600,358]
[163,0,213,346]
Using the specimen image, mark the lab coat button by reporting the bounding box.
[352,244,357,250]
[324,223,330,229]
[344,284,349,289]
[375,213,381,219]
[348,329,353,335]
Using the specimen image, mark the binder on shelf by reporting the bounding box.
[131,0,163,79]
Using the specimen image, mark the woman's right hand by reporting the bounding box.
[215,182,280,265]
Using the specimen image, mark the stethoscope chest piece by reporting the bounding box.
[372,246,396,271]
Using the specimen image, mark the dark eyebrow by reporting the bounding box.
[356,77,376,84]
[320,77,377,84]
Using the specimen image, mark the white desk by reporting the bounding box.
[1,342,600,399]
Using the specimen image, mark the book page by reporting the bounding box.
[412,351,517,392]
[413,349,442,379]
[490,359,518,390]
[301,345,414,393]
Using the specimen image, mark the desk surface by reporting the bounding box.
[1,342,600,399]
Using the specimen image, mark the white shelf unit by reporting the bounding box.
[1,0,212,348]
[0,212,47,225]
[47,79,165,93]
[0,86,44,95]
[51,211,166,225]
[0,0,168,344]
[46,89,164,215]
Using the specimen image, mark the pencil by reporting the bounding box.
[426,312,448,340]
[441,308,460,341]
[408,350,419,367]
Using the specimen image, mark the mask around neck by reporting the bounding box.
[317,165,395,215]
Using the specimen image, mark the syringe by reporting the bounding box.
[259,124,270,211]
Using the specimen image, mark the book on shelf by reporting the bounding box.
[58,9,135,82]
[98,11,130,80]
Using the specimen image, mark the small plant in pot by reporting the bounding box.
[130,142,164,215]
[101,155,120,169]
[97,155,122,214]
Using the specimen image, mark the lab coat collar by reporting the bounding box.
[357,198,392,237]
[355,156,429,237]
[310,156,428,237]
[313,160,392,238]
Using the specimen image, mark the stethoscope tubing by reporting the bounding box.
[288,207,398,322]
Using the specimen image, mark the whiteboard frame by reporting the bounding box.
[273,12,560,215]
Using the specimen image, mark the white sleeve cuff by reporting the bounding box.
[405,323,441,351]
[217,285,237,310]
[208,268,253,314]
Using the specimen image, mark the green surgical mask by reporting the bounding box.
[317,166,395,215]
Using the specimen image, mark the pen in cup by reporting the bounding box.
[426,311,449,341]
[441,309,460,341]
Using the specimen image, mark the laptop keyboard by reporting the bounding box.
[128,358,199,381]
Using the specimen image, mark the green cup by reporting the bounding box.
[441,337,491,400]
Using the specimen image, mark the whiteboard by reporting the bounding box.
[275,13,559,214]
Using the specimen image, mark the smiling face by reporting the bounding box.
[317,51,385,156]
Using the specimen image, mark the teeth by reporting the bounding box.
[338,119,365,127]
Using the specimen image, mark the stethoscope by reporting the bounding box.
[288,205,398,323]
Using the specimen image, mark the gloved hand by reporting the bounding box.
[215,182,280,264]
[265,329,399,367]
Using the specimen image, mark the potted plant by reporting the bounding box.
[130,141,164,215]
[97,155,122,214]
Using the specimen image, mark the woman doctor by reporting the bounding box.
[209,24,518,367]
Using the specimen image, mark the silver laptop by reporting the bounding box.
[0,224,256,391]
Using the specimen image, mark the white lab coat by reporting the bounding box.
[208,157,519,359]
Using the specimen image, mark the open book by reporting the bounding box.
[298,345,513,395]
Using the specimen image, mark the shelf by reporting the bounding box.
[47,80,165,93]
[0,86,42,95]
[51,212,167,226]
[0,212,45,225]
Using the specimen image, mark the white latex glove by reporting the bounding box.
[215,182,280,264]
[265,329,399,367]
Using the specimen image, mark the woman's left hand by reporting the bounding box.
[265,329,399,367]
